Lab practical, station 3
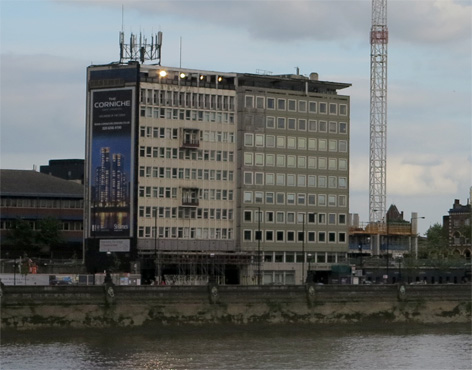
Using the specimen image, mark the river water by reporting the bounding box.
[1,324,470,370]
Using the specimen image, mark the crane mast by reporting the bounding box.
[369,0,388,233]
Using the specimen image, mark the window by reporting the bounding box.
[244,133,254,146]
[266,154,275,166]
[266,173,275,185]
[288,118,296,130]
[299,101,307,112]
[277,117,286,129]
[288,99,296,111]
[287,193,295,204]
[339,140,347,152]
[267,97,275,109]
[277,99,286,110]
[244,172,253,185]
[266,230,274,241]
[276,212,284,223]
[340,122,347,134]
[309,101,317,113]
[255,191,263,204]
[319,121,327,132]
[276,193,285,204]
[276,155,285,167]
[287,137,296,149]
[298,137,306,150]
[329,122,337,134]
[245,95,254,108]
[255,172,264,185]
[244,152,253,166]
[287,231,295,242]
[266,192,274,204]
[255,153,264,166]
[329,232,336,242]
[256,96,265,109]
[266,116,275,128]
[339,104,347,115]
[298,156,306,168]
[319,232,326,242]
[244,191,253,203]
[266,135,275,147]
[287,155,296,167]
[328,213,336,225]
[308,120,317,132]
[329,103,337,115]
[244,230,252,241]
[339,214,346,224]
[287,212,295,223]
[277,231,284,242]
[266,211,274,222]
[276,173,285,186]
[287,174,295,186]
[244,211,252,222]
[298,119,306,131]
[255,134,264,147]
[277,136,285,148]
[319,102,327,114]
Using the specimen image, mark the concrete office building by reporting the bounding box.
[85,63,351,284]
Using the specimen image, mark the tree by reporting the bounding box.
[6,219,39,257]
[422,223,449,258]
[36,217,65,255]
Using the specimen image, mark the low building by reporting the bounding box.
[0,170,84,259]
[40,159,84,184]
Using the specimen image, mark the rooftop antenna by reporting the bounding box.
[119,29,163,64]
[180,36,182,68]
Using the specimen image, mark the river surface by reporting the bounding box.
[1,324,470,370]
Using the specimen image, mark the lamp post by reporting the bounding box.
[301,213,305,284]
[246,206,262,285]
[307,253,312,283]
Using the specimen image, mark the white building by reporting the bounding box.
[85,63,351,285]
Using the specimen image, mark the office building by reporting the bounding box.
[85,63,351,284]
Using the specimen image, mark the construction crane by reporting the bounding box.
[369,0,388,243]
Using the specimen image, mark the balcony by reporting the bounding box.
[181,128,200,149]
[181,187,199,207]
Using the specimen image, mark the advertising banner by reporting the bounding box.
[89,88,135,237]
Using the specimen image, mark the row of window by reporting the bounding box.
[138,206,234,220]
[140,126,236,144]
[263,117,347,133]
[243,192,347,207]
[138,187,234,202]
[243,229,347,243]
[262,251,346,264]
[244,153,347,170]
[244,134,348,151]
[138,167,234,183]
[140,107,235,124]
[140,89,236,111]
[1,197,83,209]
[0,220,83,231]
[244,95,348,116]
[244,172,347,189]
[139,146,235,162]
[138,226,233,240]
[243,211,346,225]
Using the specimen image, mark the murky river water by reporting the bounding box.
[1,324,470,370]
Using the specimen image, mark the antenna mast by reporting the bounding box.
[119,31,163,65]
[369,0,388,226]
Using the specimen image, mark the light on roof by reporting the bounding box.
[159,70,167,77]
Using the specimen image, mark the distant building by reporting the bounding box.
[0,170,84,259]
[85,62,352,284]
[40,159,85,184]
[443,197,471,258]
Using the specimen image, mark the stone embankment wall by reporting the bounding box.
[1,284,470,330]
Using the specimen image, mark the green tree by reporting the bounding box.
[36,217,65,255]
[6,219,39,257]
[422,223,449,259]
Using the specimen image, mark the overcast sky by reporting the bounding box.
[1,0,471,235]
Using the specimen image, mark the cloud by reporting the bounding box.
[71,0,470,47]
[0,54,86,169]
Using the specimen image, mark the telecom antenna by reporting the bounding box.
[369,0,388,227]
[119,31,163,64]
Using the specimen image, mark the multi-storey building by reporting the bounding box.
[443,196,471,258]
[85,63,351,284]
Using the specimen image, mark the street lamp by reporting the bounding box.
[246,206,262,285]
[307,253,312,283]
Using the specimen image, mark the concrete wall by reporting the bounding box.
[1,284,470,330]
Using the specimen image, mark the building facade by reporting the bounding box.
[443,197,471,258]
[0,170,84,259]
[85,63,351,284]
